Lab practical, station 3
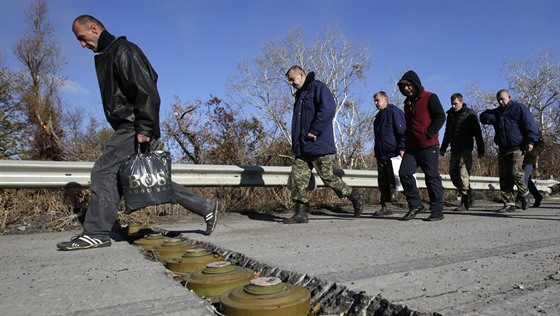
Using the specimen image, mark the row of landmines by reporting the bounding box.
[127,223,317,316]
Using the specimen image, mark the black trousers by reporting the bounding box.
[399,146,443,215]
[82,129,213,238]
[376,158,395,206]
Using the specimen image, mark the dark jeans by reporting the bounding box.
[399,146,443,215]
[82,129,213,238]
[522,164,543,202]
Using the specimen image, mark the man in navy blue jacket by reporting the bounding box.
[372,91,405,216]
[283,66,363,224]
[480,89,539,212]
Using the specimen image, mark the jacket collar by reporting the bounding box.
[96,30,116,53]
[301,71,315,90]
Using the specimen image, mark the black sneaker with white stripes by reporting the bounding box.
[57,235,111,251]
[204,200,219,236]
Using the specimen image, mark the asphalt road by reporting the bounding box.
[0,231,214,316]
[1,199,559,315]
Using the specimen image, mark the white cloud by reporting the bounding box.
[60,78,90,95]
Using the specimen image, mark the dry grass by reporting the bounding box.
[0,182,545,235]
[0,186,296,234]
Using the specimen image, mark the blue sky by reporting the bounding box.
[1,0,559,127]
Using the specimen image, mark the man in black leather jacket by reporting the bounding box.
[57,15,219,251]
[440,93,485,211]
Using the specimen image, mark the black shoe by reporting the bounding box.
[533,196,543,208]
[372,206,393,217]
[461,193,470,210]
[282,213,309,224]
[424,213,444,221]
[283,203,309,224]
[349,190,364,218]
[520,196,529,210]
[400,206,424,221]
[497,205,516,213]
[453,205,468,211]
[468,190,476,207]
[205,200,219,235]
[57,235,111,251]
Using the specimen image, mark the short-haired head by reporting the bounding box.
[285,65,305,77]
[496,89,511,106]
[286,65,307,90]
[373,91,388,100]
[496,89,509,99]
[373,91,389,110]
[72,15,105,32]
[450,93,463,102]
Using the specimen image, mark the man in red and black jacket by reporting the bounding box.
[397,70,446,221]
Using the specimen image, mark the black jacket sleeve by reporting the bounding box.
[471,114,485,154]
[426,94,446,139]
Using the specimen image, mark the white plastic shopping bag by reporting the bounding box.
[390,156,404,192]
[390,155,417,192]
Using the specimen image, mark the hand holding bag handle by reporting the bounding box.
[119,142,174,214]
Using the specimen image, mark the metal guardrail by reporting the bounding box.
[0,160,557,193]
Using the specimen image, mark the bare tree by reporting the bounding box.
[502,50,560,140]
[162,96,267,166]
[12,0,66,160]
[61,108,112,162]
[227,27,372,168]
[163,97,209,164]
[0,53,27,159]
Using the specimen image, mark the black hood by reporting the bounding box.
[398,70,422,97]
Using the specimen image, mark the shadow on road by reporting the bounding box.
[239,210,285,222]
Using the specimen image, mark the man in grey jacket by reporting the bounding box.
[57,15,219,251]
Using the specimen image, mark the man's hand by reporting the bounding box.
[137,134,151,143]
[527,144,534,152]
[306,132,317,142]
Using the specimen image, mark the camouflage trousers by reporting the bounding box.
[498,150,527,206]
[290,155,352,204]
[449,150,473,196]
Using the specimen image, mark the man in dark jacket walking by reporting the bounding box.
[440,93,485,211]
[397,70,446,221]
[57,15,219,251]
[372,91,405,216]
[480,89,539,212]
[283,66,363,224]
